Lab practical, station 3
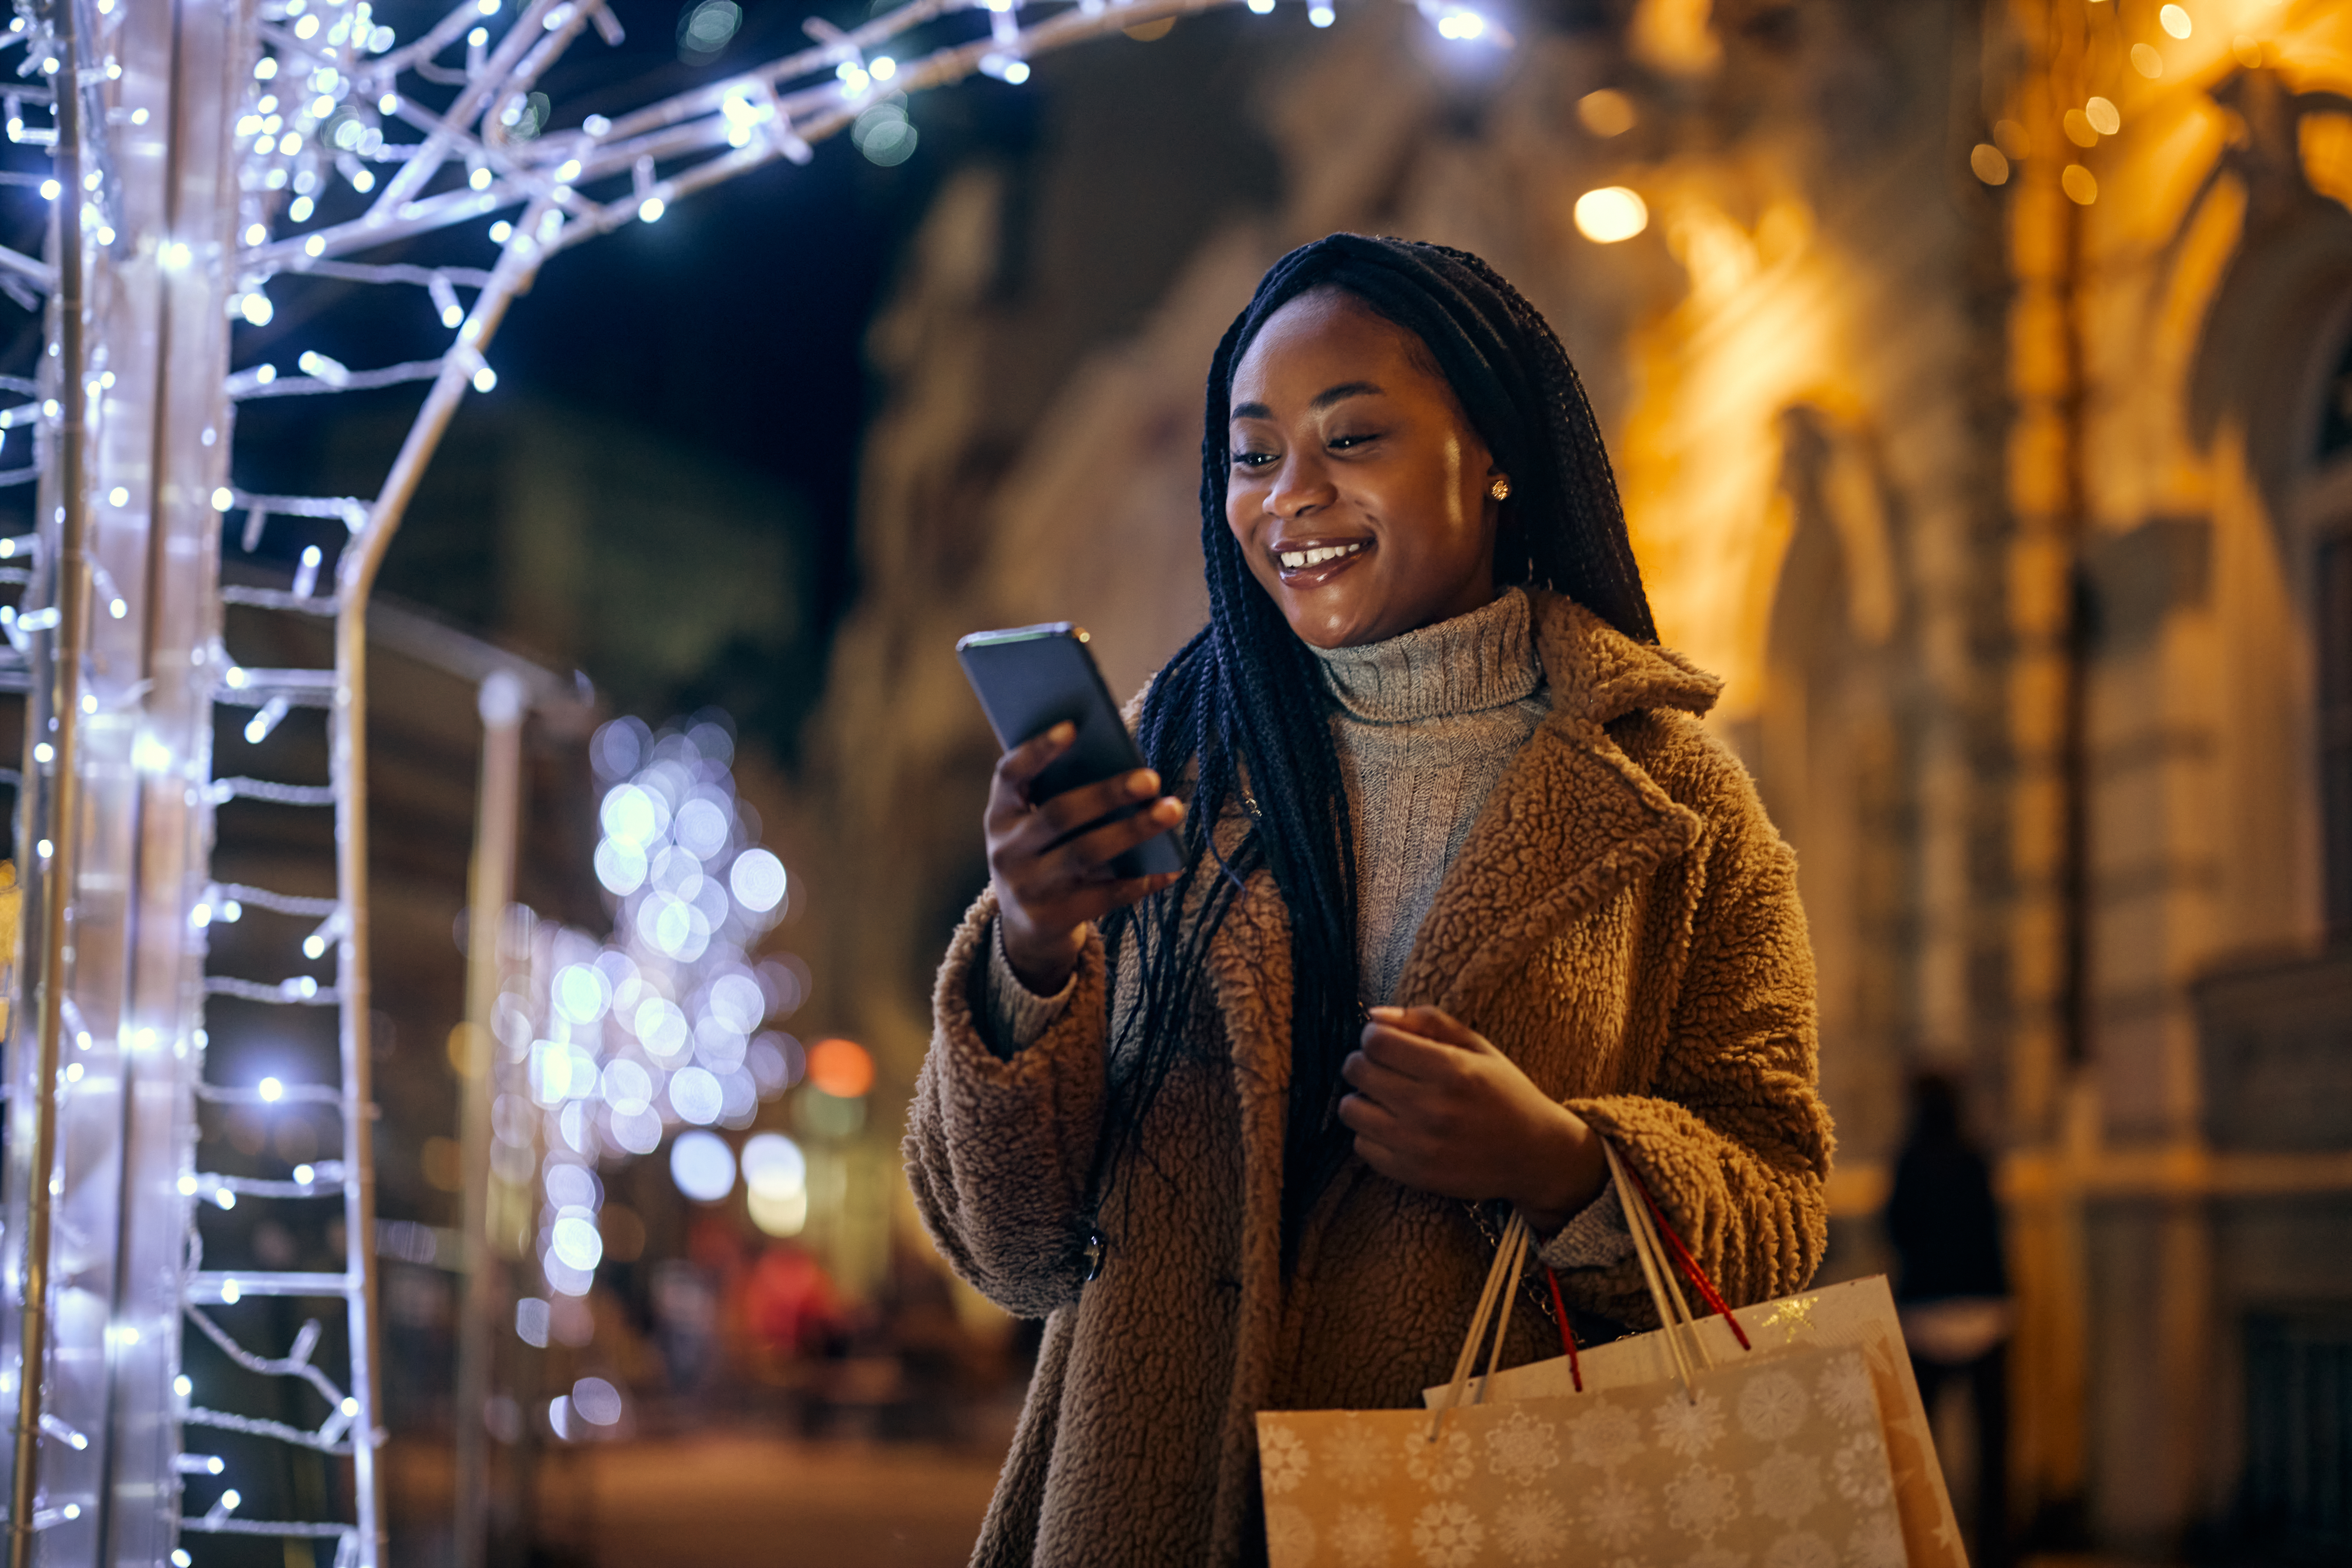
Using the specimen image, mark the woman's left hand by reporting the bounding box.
[1338,1005,1608,1236]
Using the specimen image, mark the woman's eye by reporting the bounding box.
[1233,450,1279,470]
[1328,431,1381,451]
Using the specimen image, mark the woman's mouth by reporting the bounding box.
[1273,538,1373,584]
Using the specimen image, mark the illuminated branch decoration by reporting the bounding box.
[0,0,1508,1565]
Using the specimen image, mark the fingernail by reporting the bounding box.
[1129,770,1160,799]
[1153,799,1183,823]
[1050,722,1076,742]
[1367,1006,1402,1020]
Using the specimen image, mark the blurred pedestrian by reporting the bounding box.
[1886,1070,2012,1567]
[743,1238,847,1361]
[908,234,1833,1566]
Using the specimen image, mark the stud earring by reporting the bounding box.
[1488,476,1511,502]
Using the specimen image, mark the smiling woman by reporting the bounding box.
[906,234,1830,1567]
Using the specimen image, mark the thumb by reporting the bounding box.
[1370,1005,1491,1053]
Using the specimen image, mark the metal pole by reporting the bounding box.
[454,671,526,1568]
[330,194,553,1568]
[10,0,88,1556]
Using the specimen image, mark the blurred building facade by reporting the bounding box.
[805,0,2352,1559]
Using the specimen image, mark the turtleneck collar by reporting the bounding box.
[1307,586,1541,723]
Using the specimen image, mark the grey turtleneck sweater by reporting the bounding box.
[983,587,1627,1268]
[1309,586,1550,1005]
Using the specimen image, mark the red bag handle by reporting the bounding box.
[1615,1154,1752,1351]
[1542,1266,1583,1392]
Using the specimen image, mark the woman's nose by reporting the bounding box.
[1267,453,1334,518]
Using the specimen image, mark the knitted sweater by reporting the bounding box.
[1310,586,1549,1005]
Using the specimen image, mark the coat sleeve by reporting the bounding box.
[903,884,1113,1319]
[1561,739,1833,1321]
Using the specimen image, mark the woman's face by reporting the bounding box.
[1225,289,1503,650]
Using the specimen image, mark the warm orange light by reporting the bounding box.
[1970,144,2010,186]
[1577,89,1636,139]
[806,1037,875,1099]
[1574,187,1649,244]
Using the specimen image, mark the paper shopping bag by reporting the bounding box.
[1418,1146,1967,1568]
[1262,1338,1908,1568]
[1439,1274,1965,1568]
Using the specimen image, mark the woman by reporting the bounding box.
[907,235,1832,1567]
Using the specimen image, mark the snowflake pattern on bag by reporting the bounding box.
[1583,1471,1655,1548]
[1404,1426,1477,1495]
[1264,1425,1313,1495]
[1749,1450,1825,1525]
[1258,1346,1900,1568]
[1737,1370,1809,1442]
[1663,1463,1742,1539]
[1411,1501,1484,1567]
[1814,1353,1876,1429]
[1653,1388,1727,1458]
[1482,1408,1560,1487]
[1831,1431,1895,1509]
[1568,1401,1646,1469]
[1330,1504,1395,1568]
[1268,1505,1318,1561]
[1492,1491,1568,1564]
[1325,1416,1391,1493]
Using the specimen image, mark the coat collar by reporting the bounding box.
[1394,590,1720,1018]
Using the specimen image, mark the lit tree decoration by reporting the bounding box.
[0,0,1507,1564]
[485,715,803,1448]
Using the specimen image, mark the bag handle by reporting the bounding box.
[1617,1152,1751,1351]
[1429,1142,1751,1433]
[1608,1141,1708,1398]
[1603,1142,1755,1403]
[1427,1212,1530,1440]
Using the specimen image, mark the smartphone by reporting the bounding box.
[955,623,1184,879]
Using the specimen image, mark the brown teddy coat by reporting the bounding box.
[906,591,1833,1567]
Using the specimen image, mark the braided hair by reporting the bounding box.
[1092,234,1656,1256]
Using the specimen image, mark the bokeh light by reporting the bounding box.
[669,1129,736,1202]
[806,1038,875,1099]
[1573,187,1648,244]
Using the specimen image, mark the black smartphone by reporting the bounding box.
[955,623,1184,879]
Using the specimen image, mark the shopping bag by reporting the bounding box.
[1257,1148,1912,1568]
[1427,1152,1967,1568]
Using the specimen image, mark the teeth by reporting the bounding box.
[1278,541,1367,570]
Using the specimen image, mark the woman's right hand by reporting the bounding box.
[987,723,1186,994]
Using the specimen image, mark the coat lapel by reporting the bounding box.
[1396,592,1722,1020]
